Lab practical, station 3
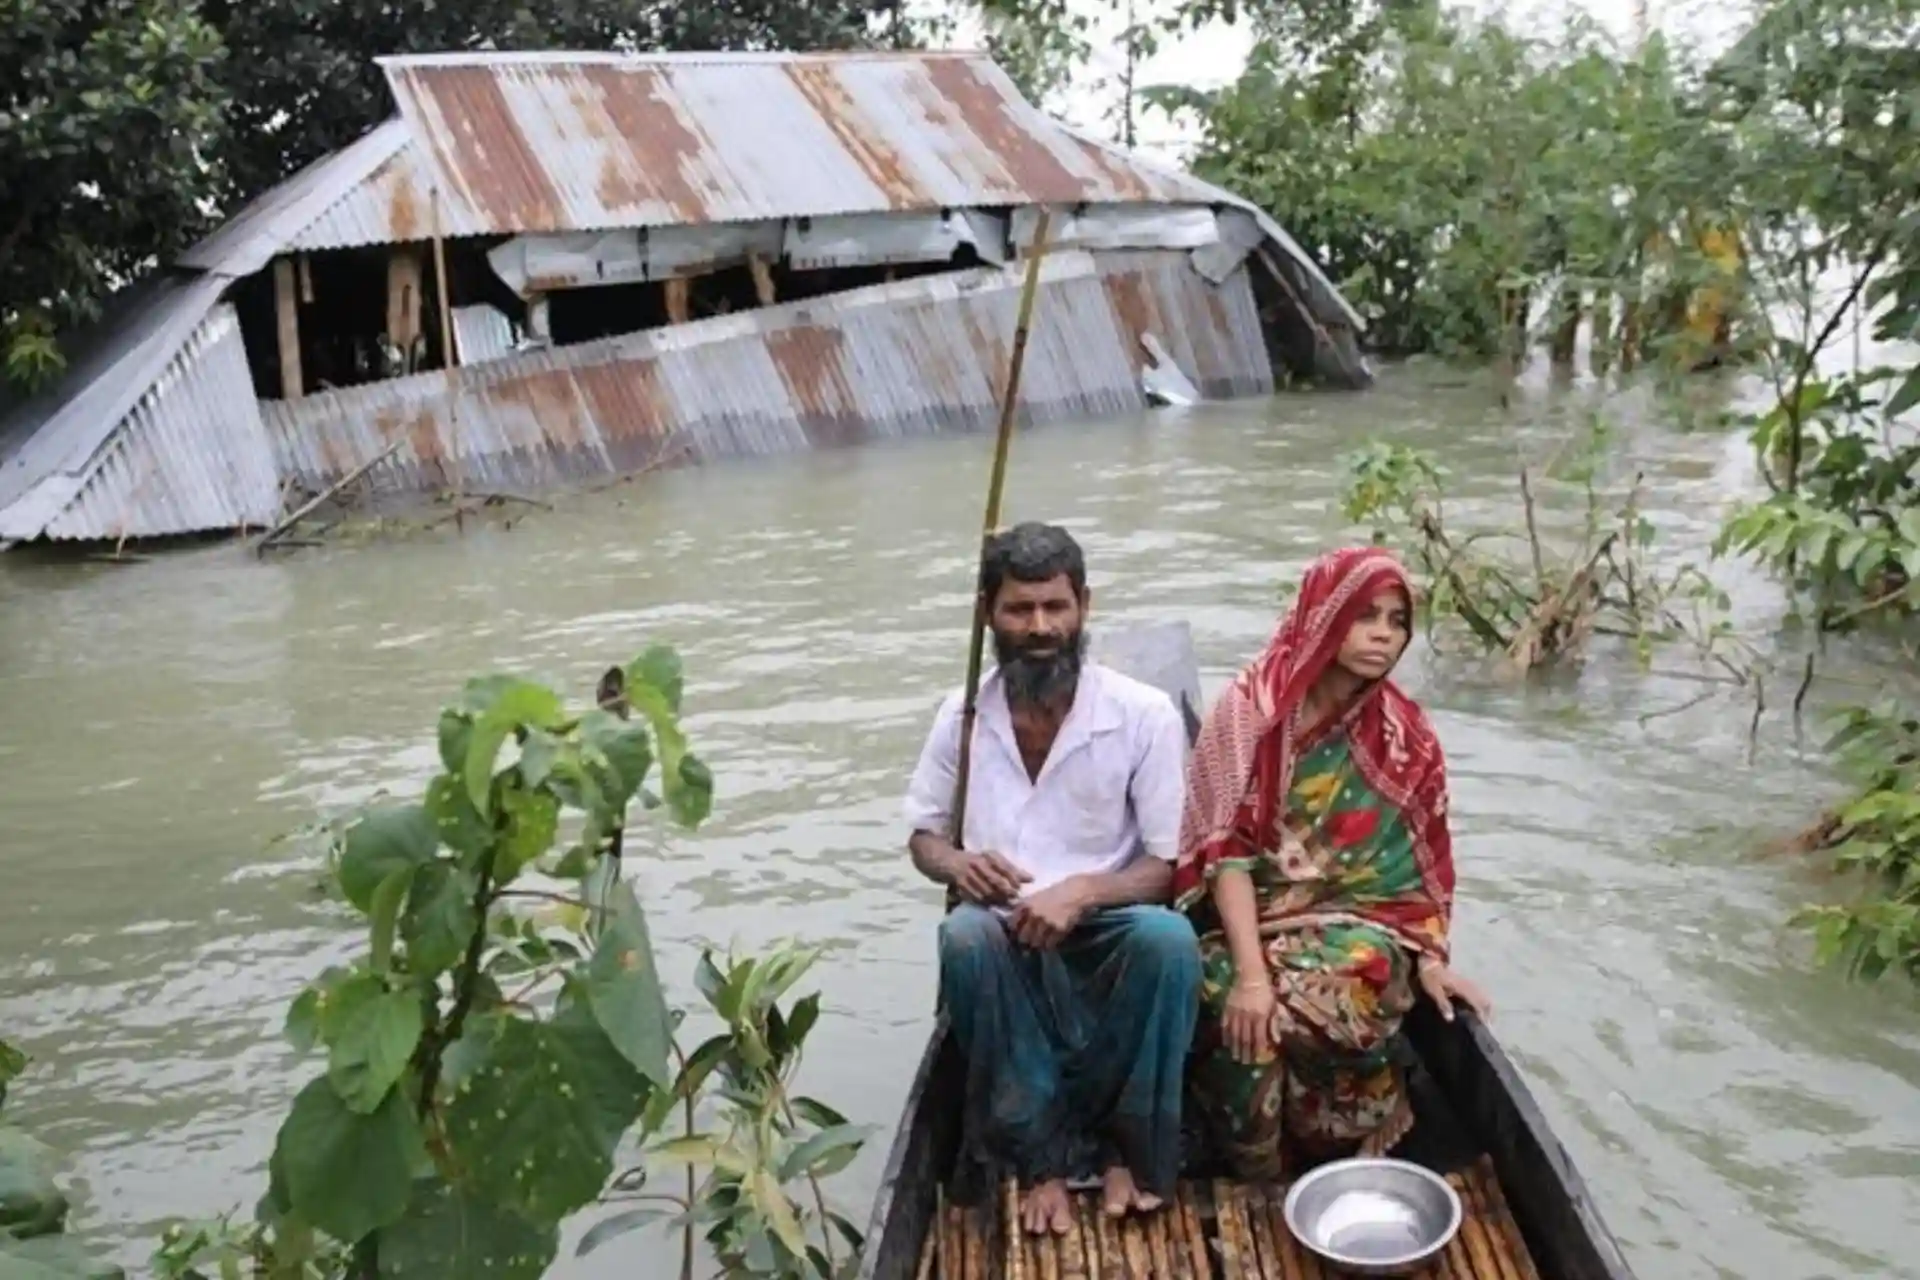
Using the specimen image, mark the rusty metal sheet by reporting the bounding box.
[378,51,1223,238]
[181,122,418,273]
[2,303,281,542]
[262,248,1268,496]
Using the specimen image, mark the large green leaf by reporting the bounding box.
[339,805,439,912]
[495,788,560,883]
[586,891,673,1087]
[375,1179,556,1280]
[777,1123,873,1181]
[0,1038,24,1103]
[320,975,424,1114]
[0,1125,65,1238]
[578,711,654,809]
[426,775,492,860]
[274,1076,423,1244]
[442,1011,647,1222]
[626,645,684,714]
[437,710,474,776]
[575,1205,674,1257]
[402,862,481,976]
[461,678,567,815]
[618,675,712,830]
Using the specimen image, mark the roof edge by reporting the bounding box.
[1055,124,1366,335]
[375,49,989,71]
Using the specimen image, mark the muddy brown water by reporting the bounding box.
[2,363,1917,1278]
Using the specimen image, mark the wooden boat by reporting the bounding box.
[856,622,1636,1280]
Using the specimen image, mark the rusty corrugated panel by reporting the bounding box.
[263,249,1263,495]
[12,305,281,542]
[181,122,419,273]
[1095,251,1272,400]
[377,51,1219,238]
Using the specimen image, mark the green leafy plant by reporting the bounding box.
[1,1036,125,1278]
[161,645,870,1277]
[1792,708,1920,982]
[1340,427,1748,682]
[577,943,872,1279]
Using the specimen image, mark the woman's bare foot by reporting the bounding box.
[1101,1165,1164,1218]
[1020,1179,1073,1235]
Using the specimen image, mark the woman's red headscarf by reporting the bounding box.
[1171,546,1455,956]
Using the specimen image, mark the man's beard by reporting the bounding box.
[993,627,1087,710]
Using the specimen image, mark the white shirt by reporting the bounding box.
[902,661,1188,897]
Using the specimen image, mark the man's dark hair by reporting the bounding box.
[979,521,1087,605]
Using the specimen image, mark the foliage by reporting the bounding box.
[0,0,228,391]
[1701,0,1920,980]
[971,0,1095,108]
[1340,425,1747,681]
[0,1036,124,1278]
[1708,0,1920,632]
[149,646,869,1278]
[1172,0,1740,367]
[1793,708,1920,982]
[575,943,872,1279]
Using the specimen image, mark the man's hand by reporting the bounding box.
[1008,879,1089,950]
[951,850,1032,906]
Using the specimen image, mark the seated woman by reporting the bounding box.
[1173,546,1491,1179]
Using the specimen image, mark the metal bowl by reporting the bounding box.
[1282,1157,1463,1277]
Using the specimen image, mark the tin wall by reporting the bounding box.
[264,250,1270,496]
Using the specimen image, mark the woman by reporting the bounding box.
[1174,546,1490,1179]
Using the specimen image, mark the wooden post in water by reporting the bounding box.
[947,207,1054,846]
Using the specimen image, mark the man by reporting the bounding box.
[903,521,1200,1236]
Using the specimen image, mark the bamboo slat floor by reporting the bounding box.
[920,1157,1543,1280]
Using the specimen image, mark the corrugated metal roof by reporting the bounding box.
[1061,125,1367,338]
[264,248,1266,495]
[1,303,280,542]
[180,121,416,274]
[0,273,229,515]
[377,50,1220,238]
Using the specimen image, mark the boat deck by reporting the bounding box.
[919,1157,1541,1280]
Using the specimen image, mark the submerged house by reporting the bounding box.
[0,50,1369,549]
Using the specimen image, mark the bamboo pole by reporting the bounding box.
[946,207,1054,846]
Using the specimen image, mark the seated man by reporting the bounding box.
[903,521,1200,1235]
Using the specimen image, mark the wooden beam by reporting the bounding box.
[386,246,424,366]
[273,257,303,399]
[748,252,776,307]
[430,188,459,369]
[664,276,691,325]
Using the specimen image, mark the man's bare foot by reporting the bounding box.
[1101,1165,1164,1218]
[1020,1179,1073,1235]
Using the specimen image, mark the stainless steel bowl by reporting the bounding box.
[1282,1157,1463,1277]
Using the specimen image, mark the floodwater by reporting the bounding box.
[2,363,1917,1279]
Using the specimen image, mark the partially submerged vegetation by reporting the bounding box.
[0,1038,123,1277]
[1254,0,1919,980]
[135,647,872,1280]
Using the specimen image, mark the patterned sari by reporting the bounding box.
[1173,547,1455,1178]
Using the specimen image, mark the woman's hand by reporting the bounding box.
[1222,975,1278,1064]
[1417,959,1492,1022]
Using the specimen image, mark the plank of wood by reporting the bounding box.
[1176,1183,1211,1280]
[273,257,303,399]
[915,1226,937,1280]
[954,1166,1543,1280]
[1472,1159,1544,1280]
